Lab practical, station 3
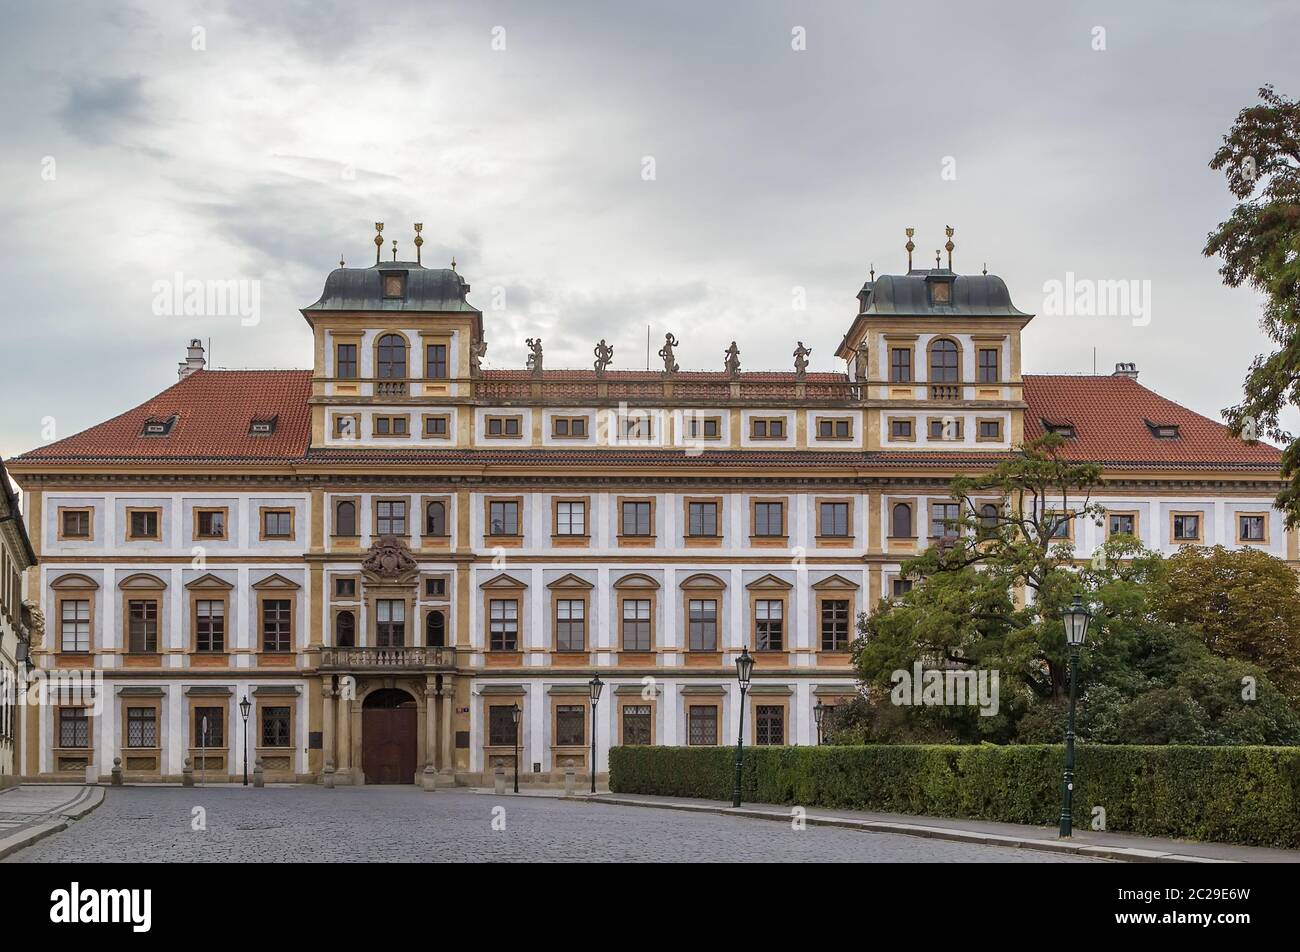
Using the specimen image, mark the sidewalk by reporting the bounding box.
[567,792,1300,863]
[0,785,104,859]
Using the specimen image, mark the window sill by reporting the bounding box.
[617,536,657,547]
[748,536,789,547]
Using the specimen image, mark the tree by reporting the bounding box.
[1205,85,1300,522]
[1150,545,1300,699]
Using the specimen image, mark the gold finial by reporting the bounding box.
[373,222,384,264]
[869,262,875,281]
[391,239,398,261]
[413,223,424,265]
[935,250,941,268]
[905,227,915,270]
[450,256,457,272]
[944,225,955,270]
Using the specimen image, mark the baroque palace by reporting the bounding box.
[4,226,1287,786]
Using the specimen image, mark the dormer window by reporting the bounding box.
[381,271,407,299]
[1145,420,1180,439]
[141,415,178,437]
[930,280,952,305]
[249,415,278,436]
[1042,420,1076,439]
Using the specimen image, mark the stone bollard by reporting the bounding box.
[323,760,336,790]
[564,759,576,796]
[181,757,194,787]
[253,757,265,788]
[493,764,505,795]
[111,757,124,786]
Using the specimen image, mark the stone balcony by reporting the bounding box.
[318,646,457,673]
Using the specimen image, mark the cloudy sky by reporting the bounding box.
[1,0,1298,460]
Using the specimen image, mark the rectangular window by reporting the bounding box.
[977,348,999,383]
[423,415,449,438]
[333,415,360,440]
[336,343,358,379]
[374,416,409,437]
[928,418,963,441]
[754,599,784,651]
[891,578,914,598]
[128,599,159,653]
[821,599,851,650]
[556,705,585,746]
[261,707,291,748]
[335,577,357,598]
[196,509,226,538]
[622,705,652,746]
[488,705,518,747]
[486,416,522,437]
[375,599,405,647]
[621,501,652,537]
[687,416,721,439]
[194,707,224,747]
[755,705,785,746]
[488,500,520,536]
[425,577,447,598]
[555,599,586,652]
[552,417,588,438]
[128,509,159,540]
[750,418,786,440]
[556,501,586,536]
[376,500,408,535]
[817,419,852,439]
[890,418,914,440]
[687,501,718,537]
[60,599,90,652]
[1239,514,1266,542]
[1047,512,1071,539]
[621,416,653,440]
[687,706,717,746]
[930,503,960,539]
[688,599,718,651]
[621,599,652,651]
[1173,513,1201,541]
[819,501,850,537]
[61,509,91,539]
[753,501,785,537]
[126,707,158,748]
[59,708,89,748]
[425,343,448,379]
[890,347,912,383]
[1109,513,1136,536]
[195,599,225,653]
[977,420,1002,440]
[489,599,519,651]
[262,509,293,539]
[261,599,292,652]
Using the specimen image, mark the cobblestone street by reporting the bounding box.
[4,786,1100,862]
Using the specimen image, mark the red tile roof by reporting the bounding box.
[6,369,1281,472]
[482,369,847,382]
[14,370,312,463]
[1021,374,1281,468]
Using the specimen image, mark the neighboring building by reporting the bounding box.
[0,458,37,788]
[4,233,1287,785]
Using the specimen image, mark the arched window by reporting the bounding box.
[335,500,356,536]
[376,334,407,379]
[891,503,913,539]
[425,501,446,537]
[426,610,446,647]
[979,503,1000,533]
[336,610,355,647]
[929,339,959,382]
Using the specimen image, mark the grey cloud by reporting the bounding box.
[57,74,151,145]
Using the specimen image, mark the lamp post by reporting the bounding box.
[813,700,825,746]
[1058,593,1093,838]
[239,694,252,787]
[510,702,521,794]
[731,648,755,808]
[588,675,604,794]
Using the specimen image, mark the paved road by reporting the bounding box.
[4,786,1100,862]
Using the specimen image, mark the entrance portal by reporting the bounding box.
[361,688,418,784]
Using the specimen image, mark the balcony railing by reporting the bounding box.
[375,380,409,396]
[319,646,457,671]
[928,384,962,401]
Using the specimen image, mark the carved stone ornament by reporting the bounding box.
[526,338,544,375]
[658,333,680,375]
[361,536,418,580]
[793,341,811,378]
[724,341,741,378]
[22,599,45,648]
[593,339,614,377]
[470,337,488,375]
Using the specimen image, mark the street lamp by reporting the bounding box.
[731,648,755,808]
[1058,593,1093,838]
[588,676,604,794]
[510,703,521,794]
[814,700,825,746]
[239,694,252,787]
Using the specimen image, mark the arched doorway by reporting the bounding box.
[361,688,418,784]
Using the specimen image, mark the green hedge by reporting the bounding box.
[608,744,1300,847]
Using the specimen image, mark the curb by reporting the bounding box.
[569,795,1236,864]
[0,820,69,861]
[0,786,107,861]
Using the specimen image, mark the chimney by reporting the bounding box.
[1112,362,1139,379]
[178,339,206,379]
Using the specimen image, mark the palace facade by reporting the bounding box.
[0,458,36,788]
[6,231,1287,785]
